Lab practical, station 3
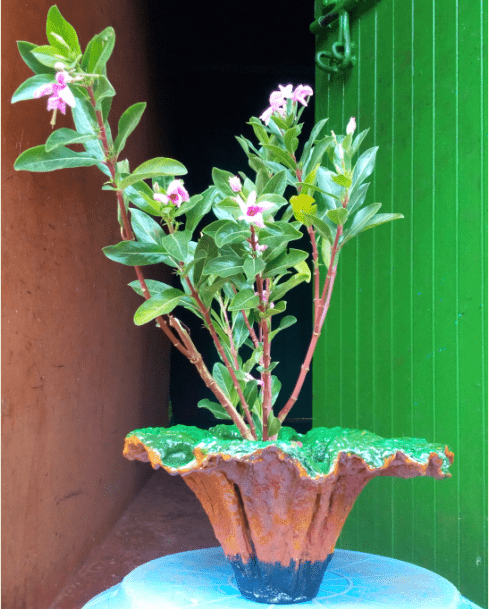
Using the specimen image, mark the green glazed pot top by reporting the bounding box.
[124,424,453,477]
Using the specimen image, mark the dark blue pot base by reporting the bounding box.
[228,553,334,604]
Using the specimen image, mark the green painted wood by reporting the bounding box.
[312,1,487,607]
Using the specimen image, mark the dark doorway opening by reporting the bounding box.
[144,1,315,433]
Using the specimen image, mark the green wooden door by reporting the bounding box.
[312,1,487,606]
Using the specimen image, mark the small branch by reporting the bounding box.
[184,276,256,439]
[307,225,321,321]
[86,85,188,356]
[168,317,254,440]
[277,223,343,423]
[217,295,239,369]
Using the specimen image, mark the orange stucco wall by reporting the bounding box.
[2,3,171,608]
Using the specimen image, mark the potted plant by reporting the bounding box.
[12,7,454,604]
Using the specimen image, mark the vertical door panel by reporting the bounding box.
[312,1,487,606]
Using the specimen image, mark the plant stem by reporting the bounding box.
[168,317,254,440]
[277,223,342,423]
[85,86,191,359]
[183,276,257,439]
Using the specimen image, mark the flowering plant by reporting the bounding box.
[12,6,404,442]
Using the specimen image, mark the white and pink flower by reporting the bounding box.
[236,191,273,229]
[291,84,313,106]
[33,70,76,115]
[154,180,189,208]
[259,84,314,125]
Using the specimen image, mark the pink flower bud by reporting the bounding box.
[229,176,242,192]
[346,117,356,135]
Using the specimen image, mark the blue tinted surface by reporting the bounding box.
[82,547,483,608]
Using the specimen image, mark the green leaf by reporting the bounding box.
[332,173,352,188]
[197,399,232,420]
[351,147,378,190]
[243,257,266,282]
[93,76,115,110]
[128,279,173,297]
[124,182,161,216]
[321,239,332,268]
[299,117,329,167]
[269,272,309,301]
[102,241,169,266]
[351,128,369,157]
[114,102,147,156]
[130,209,165,244]
[316,167,344,211]
[260,300,286,319]
[203,255,244,278]
[14,145,99,172]
[31,45,68,69]
[248,117,270,146]
[214,220,251,248]
[45,128,97,152]
[11,74,57,103]
[46,6,81,57]
[212,167,236,196]
[258,222,303,248]
[302,213,334,244]
[119,158,187,190]
[326,208,349,226]
[186,186,217,233]
[347,182,370,215]
[161,230,191,262]
[263,249,309,278]
[341,203,382,244]
[357,212,404,234]
[263,144,297,171]
[283,125,301,155]
[267,412,282,436]
[70,89,107,171]
[304,136,335,175]
[262,170,287,196]
[232,312,251,349]
[290,194,316,224]
[228,288,260,311]
[270,375,282,406]
[81,27,116,75]
[268,315,297,340]
[133,288,184,325]
[213,363,237,406]
[16,41,55,75]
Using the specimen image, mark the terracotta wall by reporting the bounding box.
[2,2,171,608]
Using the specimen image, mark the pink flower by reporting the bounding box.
[154,180,189,208]
[259,84,313,124]
[269,84,293,108]
[291,84,313,106]
[260,84,293,125]
[33,71,76,114]
[346,117,356,135]
[236,191,274,228]
[229,176,242,192]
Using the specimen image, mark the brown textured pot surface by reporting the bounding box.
[180,444,449,566]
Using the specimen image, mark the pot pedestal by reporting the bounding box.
[80,547,482,609]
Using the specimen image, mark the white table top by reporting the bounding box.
[82,547,482,609]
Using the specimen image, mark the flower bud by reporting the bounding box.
[346,117,356,135]
[229,176,242,192]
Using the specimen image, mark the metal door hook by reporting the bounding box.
[315,10,356,73]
